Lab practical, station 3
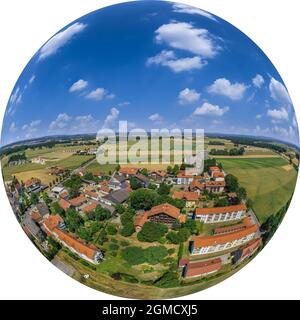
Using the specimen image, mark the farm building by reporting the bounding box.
[134,203,180,231]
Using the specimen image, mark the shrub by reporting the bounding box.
[137,222,168,242]
[144,246,168,265]
[121,246,146,265]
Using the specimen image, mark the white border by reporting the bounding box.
[0,0,299,300]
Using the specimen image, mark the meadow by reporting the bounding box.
[218,157,298,222]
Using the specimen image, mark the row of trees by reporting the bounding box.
[210,147,245,156]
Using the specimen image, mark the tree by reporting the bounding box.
[65,208,83,232]
[50,201,64,216]
[115,204,126,215]
[144,246,168,265]
[129,177,143,190]
[237,187,247,201]
[184,219,198,234]
[30,192,39,205]
[215,197,229,207]
[121,247,146,265]
[177,228,190,242]
[120,222,135,237]
[137,222,168,242]
[225,174,239,192]
[157,183,171,196]
[41,192,51,206]
[94,205,111,221]
[64,174,82,198]
[129,189,160,210]
[166,231,180,244]
[154,271,180,288]
[139,168,148,176]
[106,224,118,235]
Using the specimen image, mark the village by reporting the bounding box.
[5,151,263,287]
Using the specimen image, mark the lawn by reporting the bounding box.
[218,157,298,222]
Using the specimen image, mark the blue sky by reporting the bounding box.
[1,0,299,146]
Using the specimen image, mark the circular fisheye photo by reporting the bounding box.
[0,1,299,299]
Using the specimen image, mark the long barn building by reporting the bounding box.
[194,204,247,224]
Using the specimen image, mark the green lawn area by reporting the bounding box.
[54,155,95,170]
[1,162,45,181]
[218,157,298,222]
[84,161,117,174]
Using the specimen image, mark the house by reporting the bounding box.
[172,191,199,207]
[84,188,99,201]
[205,181,225,193]
[32,156,46,165]
[119,167,139,177]
[59,190,69,200]
[25,178,42,193]
[189,223,259,256]
[102,189,130,206]
[49,166,66,176]
[189,180,205,194]
[194,204,247,224]
[176,172,194,185]
[134,173,150,188]
[209,166,221,176]
[52,186,66,197]
[59,198,71,211]
[43,215,103,264]
[134,203,180,231]
[212,171,225,181]
[108,174,126,190]
[81,201,99,213]
[69,194,87,208]
[149,170,166,182]
[232,238,262,264]
[181,258,222,278]
[23,213,46,242]
[30,202,50,222]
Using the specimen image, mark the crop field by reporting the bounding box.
[218,157,298,222]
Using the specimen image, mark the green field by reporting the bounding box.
[218,157,298,222]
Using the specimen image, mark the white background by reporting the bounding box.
[0,0,299,300]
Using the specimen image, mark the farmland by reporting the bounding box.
[217,157,298,222]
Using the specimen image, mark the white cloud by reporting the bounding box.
[21,120,42,138]
[69,79,88,92]
[172,4,217,21]
[148,113,163,122]
[252,74,264,88]
[117,101,130,107]
[72,114,100,132]
[272,125,289,137]
[256,114,263,120]
[29,75,36,84]
[103,107,119,128]
[292,115,298,128]
[86,88,107,101]
[269,78,292,105]
[49,113,72,131]
[38,22,87,60]
[193,102,229,117]
[267,107,289,121]
[106,93,116,100]
[208,78,247,101]
[9,87,22,105]
[155,22,219,58]
[178,88,200,104]
[147,50,205,72]
[9,122,17,133]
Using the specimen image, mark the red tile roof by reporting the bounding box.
[69,194,86,207]
[134,203,180,228]
[53,228,98,260]
[25,178,41,187]
[214,217,253,235]
[195,204,247,216]
[189,180,205,190]
[205,181,225,187]
[177,171,193,179]
[119,167,139,175]
[192,224,259,248]
[172,191,199,201]
[31,208,42,221]
[213,172,225,178]
[43,214,63,232]
[178,215,187,223]
[241,238,262,259]
[59,198,71,211]
[82,201,99,213]
[185,258,222,278]
[209,166,221,172]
